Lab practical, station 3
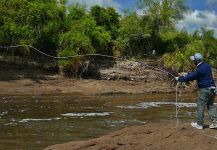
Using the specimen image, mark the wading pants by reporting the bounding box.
[197,88,217,125]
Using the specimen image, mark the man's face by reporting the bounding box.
[193,60,198,66]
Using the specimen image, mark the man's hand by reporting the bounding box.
[175,77,179,81]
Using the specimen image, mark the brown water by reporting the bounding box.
[0,93,198,149]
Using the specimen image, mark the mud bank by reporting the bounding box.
[44,122,217,150]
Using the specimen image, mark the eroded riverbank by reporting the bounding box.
[0,76,196,96]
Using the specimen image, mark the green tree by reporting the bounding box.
[164,40,206,71]
[159,29,192,53]
[58,5,111,67]
[200,28,217,67]
[0,0,66,57]
[90,5,120,39]
[115,12,149,57]
[137,0,187,53]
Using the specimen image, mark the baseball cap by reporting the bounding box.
[190,53,203,61]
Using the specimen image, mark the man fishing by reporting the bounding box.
[175,53,217,130]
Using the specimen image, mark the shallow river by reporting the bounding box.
[0,93,201,149]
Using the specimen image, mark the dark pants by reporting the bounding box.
[197,88,217,125]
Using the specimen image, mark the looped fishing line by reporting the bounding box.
[0,45,120,59]
[175,82,185,126]
[176,83,179,126]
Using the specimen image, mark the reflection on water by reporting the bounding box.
[0,93,199,149]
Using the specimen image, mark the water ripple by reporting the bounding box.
[19,118,61,123]
[61,112,113,117]
[116,102,201,109]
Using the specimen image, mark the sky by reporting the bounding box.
[180,0,217,37]
[67,0,217,37]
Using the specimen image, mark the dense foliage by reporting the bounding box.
[163,28,217,71]
[0,0,65,57]
[0,0,216,73]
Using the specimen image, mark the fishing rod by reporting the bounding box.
[140,63,176,78]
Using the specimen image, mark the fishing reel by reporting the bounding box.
[208,86,217,95]
[175,72,189,87]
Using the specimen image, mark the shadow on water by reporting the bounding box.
[0,92,202,149]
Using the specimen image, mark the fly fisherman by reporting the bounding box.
[175,53,217,130]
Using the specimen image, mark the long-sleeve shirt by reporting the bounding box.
[178,62,216,88]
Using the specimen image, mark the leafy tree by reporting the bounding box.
[186,28,216,67]
[90,5,120,39]
[67,4,85,20]
[0,0,66,58]
[58,32,94,64]
[164,40,206,71]
[199,28,217,67]
[115,12,149,57]
[137,0,187,53]
[58,5,111,68]
[159,29,192,53]
[119,13,143,39]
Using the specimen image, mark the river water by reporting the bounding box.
[0,93,200,149]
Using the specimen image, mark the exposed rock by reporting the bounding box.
[44,122,217,150]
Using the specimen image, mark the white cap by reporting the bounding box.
[190,53,203,61]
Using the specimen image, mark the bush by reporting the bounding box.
[164,40,206,71]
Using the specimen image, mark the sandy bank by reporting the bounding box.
[44,122,217,150]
